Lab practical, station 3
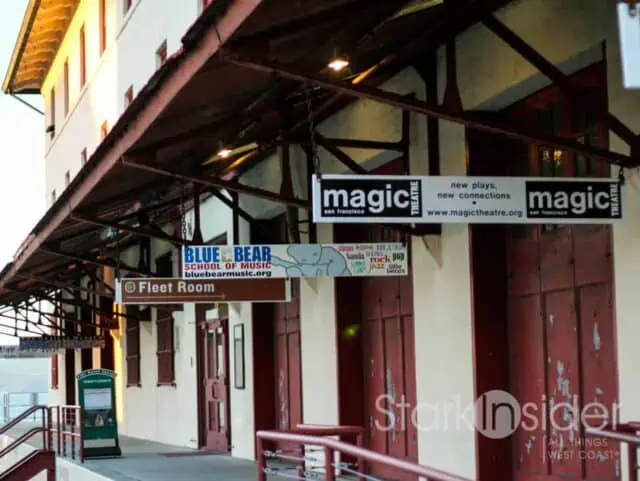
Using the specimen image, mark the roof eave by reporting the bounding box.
[2,0,42,94]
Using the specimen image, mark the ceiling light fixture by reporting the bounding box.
[328,56,349,72]
[217,146,232,158]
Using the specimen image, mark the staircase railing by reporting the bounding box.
[0,404,84,463]
[256,427,472,481]
[0,405,51,449]
[49,405,84,462]
[586,423,640,481]
[0,405,55,480]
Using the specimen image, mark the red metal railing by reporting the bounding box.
[285,424,365,480]
[256,426,472,481]
[48,405,84,463]
[0,404,84,464]
[0,405,51,452]
[585,423,640,481]
[0,405,55,479]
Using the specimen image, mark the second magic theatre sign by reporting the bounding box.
[115,277,290,305]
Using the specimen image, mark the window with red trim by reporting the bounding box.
[63,59,69,117]
[51,354,59,389]
[79,25,86,88]
[99,0,107,55]
[155,253,175,385]
[127,307,145,387]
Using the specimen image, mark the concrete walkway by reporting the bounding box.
[1,423,368,481]
[81,436,259,481]
[1,423,261,481]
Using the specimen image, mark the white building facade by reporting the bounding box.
[3,1,640,480]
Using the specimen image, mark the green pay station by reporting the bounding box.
[77,369,122,459]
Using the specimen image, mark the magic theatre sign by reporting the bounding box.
[115,277,291,305]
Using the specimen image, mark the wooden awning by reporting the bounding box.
[3,0,81,94]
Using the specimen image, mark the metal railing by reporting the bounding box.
[0,405,54,478]
[0,392,48,424]
[49,405,84,462]
[256,424,471,481]
[0,404,84,464]
[586,423,640,481]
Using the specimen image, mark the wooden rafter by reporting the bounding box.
[225,54,636,167]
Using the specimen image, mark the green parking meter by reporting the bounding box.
[77,369,122,459]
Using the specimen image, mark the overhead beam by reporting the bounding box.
[12,309,48,335]
[40,245,155,278]
[0,319,51,337]
[226,55,636,167]
[69,213,187,247]
[78,264,115,295]
[314,132,440,236]
[121,158,310,208]
[11,303,110,332]
[481,14,637,147]
[28,288,134,321]
[15,274,114,299]
[0,310,59,335]
[315,133,367,174]
[311,137,405,151]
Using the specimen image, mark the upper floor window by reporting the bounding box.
[124,0,133,15]
[63,59,70,117]
[100,121,108,140]
[48,87,56,138]
[156,40,167,70]
[125,85,134,108]
[79,25,86,88]
[65,170,71,187]
[81,148,88,165]
[99,0,107,55]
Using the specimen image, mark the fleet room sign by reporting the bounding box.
[312,174,624,224]
[181,243,408,279]
[114,278,291,305]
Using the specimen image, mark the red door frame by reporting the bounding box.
[197,314,231,452]
[251,215,303,456]
[195,235,229,451]
[469,61,620,481]
[334,157,418,481]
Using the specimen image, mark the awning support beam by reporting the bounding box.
[70,213,187,247]
[481,14,637,147]
[121,157,310,208]
[225,54,636,167]
[313,131,440,237]
[309,137,406,152]
[15,274,114,299]
[40,244,155,278]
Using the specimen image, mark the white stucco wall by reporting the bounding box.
[605,7,640,481]
[117,196,235,449]
[424,0,635,478]
[42,0,202,204]
[35,0,640,477]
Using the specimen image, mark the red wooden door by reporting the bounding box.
[200,319,230,452]
[505,63,620,481]
[274,280,303,435]
[361,226,418,481]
